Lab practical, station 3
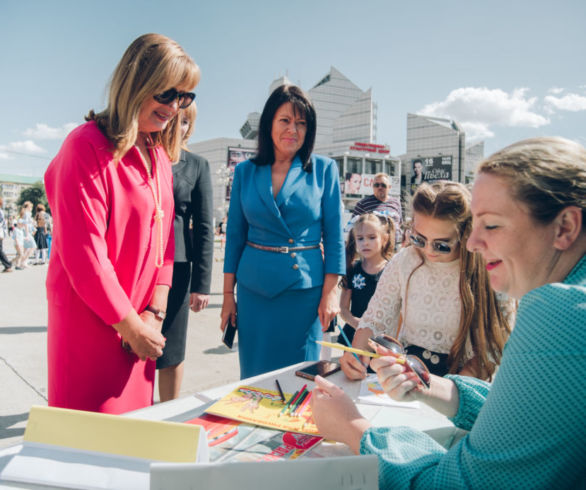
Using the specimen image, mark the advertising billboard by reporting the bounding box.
[226,147,256,200]
[343,173,400,197]
[410,156,453,194]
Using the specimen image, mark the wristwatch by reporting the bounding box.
[144,305,166,321]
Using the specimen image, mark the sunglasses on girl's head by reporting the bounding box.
[368,335,431,389]
[153,88,196,109]
[409,233,458,254]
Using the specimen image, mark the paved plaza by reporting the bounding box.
[0,243,240,449]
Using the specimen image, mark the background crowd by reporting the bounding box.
[0,198,53,272]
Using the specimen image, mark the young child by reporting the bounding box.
[338,213,395,346]
[12,219,25,270]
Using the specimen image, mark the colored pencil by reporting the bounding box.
[275,379,286,403]
[284,384,306,415]
[316,340,406,364]
[279,389,298,416]
[335,322,361,362]
[295,391,312,417]
[289,388,308,416]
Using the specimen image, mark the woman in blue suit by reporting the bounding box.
[221,85,345,379]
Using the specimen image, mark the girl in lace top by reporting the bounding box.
[341,181,512,381]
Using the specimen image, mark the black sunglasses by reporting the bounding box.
[369,335,431,389]
[373,182,387,188]
[153,88,196,109]
[409,232,459,254]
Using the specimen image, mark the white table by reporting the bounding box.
[0,360,461,489]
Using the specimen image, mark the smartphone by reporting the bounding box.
[222,318,237,349]
[295,360,341,381]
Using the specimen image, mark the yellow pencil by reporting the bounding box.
[316,340,405,364]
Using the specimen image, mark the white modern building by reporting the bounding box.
[400,113,483,197]
[189,67,395,220]
[308,67,377,156]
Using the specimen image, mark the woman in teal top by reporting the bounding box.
[311,137,586,489]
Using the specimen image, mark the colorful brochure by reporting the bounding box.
[205,385,320,435]
[187,413,322,462]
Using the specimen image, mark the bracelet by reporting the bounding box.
[223,291,234,294]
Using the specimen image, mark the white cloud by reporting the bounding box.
[548,87,564,95]
[23,122,78,140]
[0,140,47,159]
[458,121,494,140]
[544,93,586,112]
[419,87,549,141]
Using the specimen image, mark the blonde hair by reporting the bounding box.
[410,181,511,380]
[86,33,200,162]
[341,213,395,288]
[180,102,198,148]
[477,137,586,224]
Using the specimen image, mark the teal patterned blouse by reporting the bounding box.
[360,255,586,489]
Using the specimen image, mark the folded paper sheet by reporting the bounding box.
[1,405,208,490]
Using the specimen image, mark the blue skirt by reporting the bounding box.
[237,284,323,379]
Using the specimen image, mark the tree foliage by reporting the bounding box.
[16,181,50,214]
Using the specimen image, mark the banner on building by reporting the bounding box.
[226,147,256,200]
[344,173,401,197]
[410,156,452,194]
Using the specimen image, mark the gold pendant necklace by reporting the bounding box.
[138,136,164,268]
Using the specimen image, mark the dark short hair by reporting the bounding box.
[252,84,316,172]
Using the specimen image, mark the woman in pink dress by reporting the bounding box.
[44,33,201,414]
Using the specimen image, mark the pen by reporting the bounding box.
[275,379,286,403]
[335,323,361,362]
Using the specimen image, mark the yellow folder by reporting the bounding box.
[24,405,205,463]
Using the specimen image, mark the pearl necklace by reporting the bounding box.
[137,137,164,268]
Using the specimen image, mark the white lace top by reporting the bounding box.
[357,246,473,357]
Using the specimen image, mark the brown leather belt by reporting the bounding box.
[246,241,320,254]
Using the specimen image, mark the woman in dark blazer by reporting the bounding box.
[157,103,214,401]
[221,85,345,379]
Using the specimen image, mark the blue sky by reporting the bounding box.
[1,0,585,177]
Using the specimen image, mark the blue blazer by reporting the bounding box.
[224,154,345,298]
